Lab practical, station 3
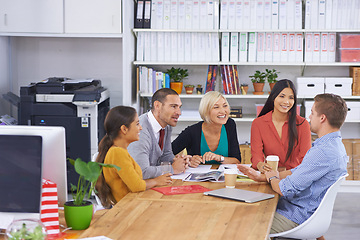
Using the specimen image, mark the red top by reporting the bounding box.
[251,111,312,171]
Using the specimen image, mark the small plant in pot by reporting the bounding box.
[196,84,203,94]
[166,67,189,94]
[184,84,195,94]
[64,158,120,230]
[249,70,266,95]
[240,83,249,95]
[265,68,279,92]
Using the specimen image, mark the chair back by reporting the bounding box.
[269,174,348,239]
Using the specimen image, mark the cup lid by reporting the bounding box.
[266,155,279,161]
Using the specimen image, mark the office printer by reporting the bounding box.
[19,77,110,186]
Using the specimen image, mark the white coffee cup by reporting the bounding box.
[266,155,280,171]
[224,168,238,188]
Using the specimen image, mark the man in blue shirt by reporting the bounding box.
[238,93,348,239]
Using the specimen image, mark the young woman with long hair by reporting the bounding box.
[95,106,172,208]
[251,79,311,172]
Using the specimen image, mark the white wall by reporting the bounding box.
[9,37,123,113]
[0,37,10,115]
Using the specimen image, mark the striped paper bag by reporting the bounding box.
[41,179,60,239]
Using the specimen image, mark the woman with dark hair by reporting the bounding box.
[95,106,172,208]
[251,79,311,172]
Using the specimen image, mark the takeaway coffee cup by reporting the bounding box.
[224,169,238,188]
[266,155,279,171]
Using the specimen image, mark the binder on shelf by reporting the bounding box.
[220,0,229,29]
[265,32,273,62]
[221,32,230,62]
[178,0,186,29]
[271,0,279,29]
[295,33,303,62]
[157,32,165,61]
[304,0,311,29]
[163,0,171,29]
[184,32,191,61]
[205,33,212,62]
[305,32,313,62]
[288,33,295,62]
[178,32,185,62]
[143,32,151,61]
[256,0,264,30]
[191,33,200,62]
[273,32,281,62]
[150,32,157,61]
[143,0,152,28]
[170,32,178,62]
[313,32,320,62]
[185,0,192,29]
[198,33,207,62]
[155,0,164,29]
[331,0,338,30]
[239,32,248,62]
[164,33,171,62]
[286,0,294,30]
[148,68,153,93]
[243,0,251,28]
[135,0,145,28]
[151,0,157,29]
[280,32,288,62]
[318,0,326,30]
[278,0,286,30]
[320,32,328,62]
[192,0,200,29]
[212,33,220,61]
[199,0,208,29]
[249,0,257,29]
[136,32,144,61]
[165,73,170,88]
[230,32,239,62]
[310,0,318,29]
[263,0,272,30]
[228,0,236,30]
[294,0,302,30]
[235,0,243,30]
[206,0,214,29]
[328,32,336,62]
[248,32,257,62]
[325,0,333,29]
[170,0,178,29]
[214,0,220,29]
[152,69,157,93]
[256,32,265,62]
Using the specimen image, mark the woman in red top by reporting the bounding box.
[251,79,311,172]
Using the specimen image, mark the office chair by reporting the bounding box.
[269,174,348,240]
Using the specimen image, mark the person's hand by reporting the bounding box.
[202,152,221,162]
[237,164,266,182]
[172,156,187,174]
[264,170,280,183]
[189,155,204,168]
[154,173,172,186]
[257,162,273,173]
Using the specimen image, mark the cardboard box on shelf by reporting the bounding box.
[342,139,354,180]
[353,139,360,181]
[239,144,251,165]
[346,102,360,121]
[350,66,360,96]
[296,77,325,97]
[324,77,353,96]
[338,49,360,62]
[339,34,360,49]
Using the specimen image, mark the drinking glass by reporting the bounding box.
[160,162,172,174]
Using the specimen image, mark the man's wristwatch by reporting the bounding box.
[220,156,225,162]
[268,176,279,183]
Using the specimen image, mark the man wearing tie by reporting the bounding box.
[128,88,189,179]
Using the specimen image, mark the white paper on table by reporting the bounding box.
[171,164,212,180]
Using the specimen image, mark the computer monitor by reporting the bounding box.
[0,126,68,208]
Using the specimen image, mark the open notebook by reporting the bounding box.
[204,188,275,203]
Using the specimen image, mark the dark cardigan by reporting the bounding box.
[172,118,241,162]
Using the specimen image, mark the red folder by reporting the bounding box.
[152,185,211,195]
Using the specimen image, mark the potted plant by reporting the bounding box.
[249,70,266,95]
[165,67,189,94]
[196,84,203,94]
[184,84,195,94]
[64,158,120,230]
[240,83,249,95]
[6,219,47,240]
[265,68,279,91]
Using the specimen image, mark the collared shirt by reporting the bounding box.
[251,111,311,170]
[147,111,163,143]
[277,131,348,224]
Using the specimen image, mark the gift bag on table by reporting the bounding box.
[41,179,60,239]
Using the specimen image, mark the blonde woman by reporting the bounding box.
[172,91,241,167]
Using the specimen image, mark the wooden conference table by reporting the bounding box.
[79,179,279,240]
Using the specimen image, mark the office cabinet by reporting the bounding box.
[0,0,63,33]
[64,0,122,34]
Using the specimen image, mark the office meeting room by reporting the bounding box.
[1,1,360,240]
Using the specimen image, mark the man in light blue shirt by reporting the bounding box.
[238,93,348,238]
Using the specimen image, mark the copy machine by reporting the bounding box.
[18,77,110,186]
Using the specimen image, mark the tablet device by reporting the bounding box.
[204,188,275,203]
